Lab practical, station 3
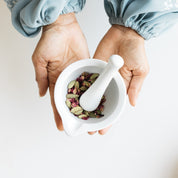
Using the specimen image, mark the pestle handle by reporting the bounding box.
[79,55,124,112]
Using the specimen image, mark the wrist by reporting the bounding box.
[111,25,144,43]
[43,13,77,32]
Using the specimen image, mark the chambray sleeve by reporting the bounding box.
[104,0,178,40]
[4,0,86,37]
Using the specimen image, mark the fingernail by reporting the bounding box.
[39,91,42,97]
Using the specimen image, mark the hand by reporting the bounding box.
[93,25,149,135]
[32,13,90,131]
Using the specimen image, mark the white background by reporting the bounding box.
[0,1,178,178]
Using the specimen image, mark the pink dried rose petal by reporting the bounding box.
[68,88,74,93]
[69,98,75,103]
[82,117,89,120]
[76,76,85,82]
[71,102,78,107]
[73,88,77,94]
[99,105,104,112]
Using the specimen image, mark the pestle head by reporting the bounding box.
[109,55,124,70]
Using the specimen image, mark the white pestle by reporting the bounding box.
[79,55,124,112]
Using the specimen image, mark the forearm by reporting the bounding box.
[5,0,86,37]
[104,0,178,40]
[43,13,77,32]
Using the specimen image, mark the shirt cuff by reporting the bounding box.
[8,0,86,37]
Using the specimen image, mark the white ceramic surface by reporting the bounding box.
[54,59,126,136]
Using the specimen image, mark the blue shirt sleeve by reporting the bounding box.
[5,0,86,37]
[104,0,178,40]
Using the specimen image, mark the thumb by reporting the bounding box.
[32,55,48,97]
[93,38,115,61]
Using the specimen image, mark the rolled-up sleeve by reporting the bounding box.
[104,0,178,40]
[5,0,86,37]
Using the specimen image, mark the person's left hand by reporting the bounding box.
[93,25,149,135]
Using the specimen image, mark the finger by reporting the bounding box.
[119,65,132,91]
[32,55,48,97]
[98,125,112,135]
[49,83,64,131]
[88,131,97,135]
[128,69,149,106]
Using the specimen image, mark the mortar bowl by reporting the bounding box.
[54,59,126,136]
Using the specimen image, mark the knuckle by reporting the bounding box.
[32,54,46,67]
[32,53,37,64]
[138,65,150,77]
[49,81,56,89]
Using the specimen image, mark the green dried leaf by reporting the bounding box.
[74,81,80,89]
[68,80,75,89]
[90,79,96,84]
[95,110,102,115]
[84,111,89,116]
[90,73,99,80]
[66,94,79,99]
[71,106,83,115]
[65,100,71,108]
[82,81,91,87]
[89,112,97,118]
[80,86,87,91]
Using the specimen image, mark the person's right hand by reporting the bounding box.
[32,13,90,131]
[93,25,150,135]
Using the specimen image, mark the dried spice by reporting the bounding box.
[65,99,71,109]
[66,94,79,99]
[65,72,106,120]
[67,80,76,89]
[71,106,83,115]
[90,73,99,80]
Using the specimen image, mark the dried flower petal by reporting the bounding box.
[69,98,75,103]
[81,117,89,120]
[80,76,85,81]
[78,114,88,119]
[68,88,74,93]
[99,105,104,112]
[71,102,78,108]
[73,88,77,94]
